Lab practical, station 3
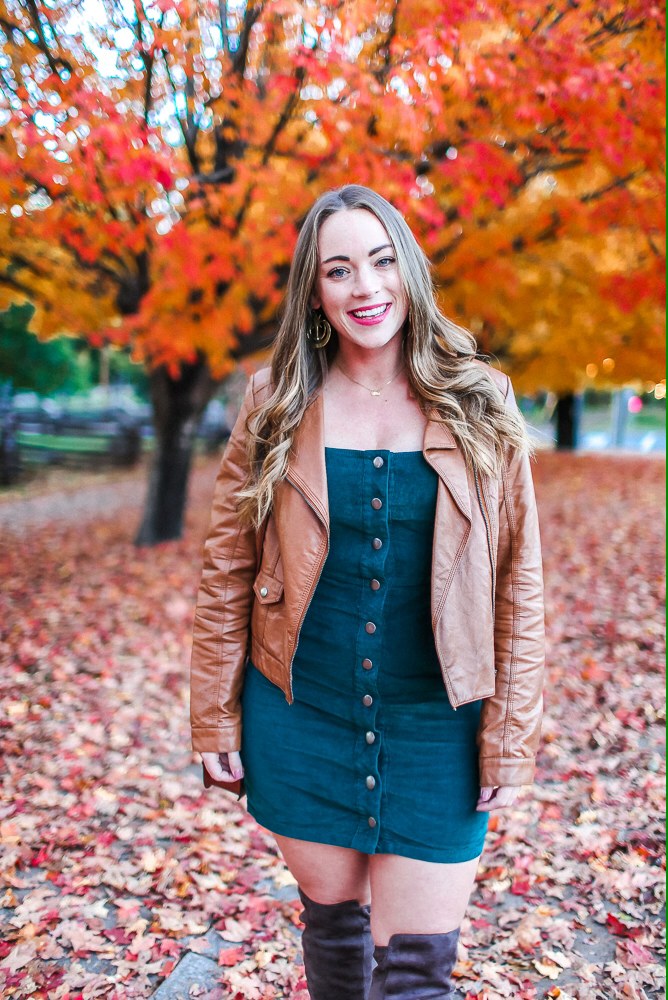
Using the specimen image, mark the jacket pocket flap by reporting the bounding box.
[253,575,284,604]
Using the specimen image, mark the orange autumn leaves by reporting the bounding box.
[0,0,664,388]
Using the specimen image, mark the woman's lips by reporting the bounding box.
[346,303,392,326]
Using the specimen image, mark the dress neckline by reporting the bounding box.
[325,446,423,455]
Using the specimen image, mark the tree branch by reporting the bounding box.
[24,0,73,76]
[581,170,642,203]
[231,0,266,78]
[373,0,400,85]
[234,64,306,227]
[217,0,229,53]
[584,10,647,45]
[129,0,161,123]
[161,54,200,174]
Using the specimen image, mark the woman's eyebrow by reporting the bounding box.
[322,243,393,265]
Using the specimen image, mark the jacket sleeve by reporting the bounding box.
[189,374,258,754]
[477,375,545,788]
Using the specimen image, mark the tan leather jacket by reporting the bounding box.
[190,364,545,788]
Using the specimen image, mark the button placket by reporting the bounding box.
[350,451,390,851]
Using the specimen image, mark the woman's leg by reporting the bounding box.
[367,853,481,999]
[274,836,372,1000]
[368,853,479,944]
[274,835,371,904]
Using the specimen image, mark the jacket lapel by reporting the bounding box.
[423,411,473,622]
[285,393,473,530]
[422,412,472,523]
[285,389,329,529]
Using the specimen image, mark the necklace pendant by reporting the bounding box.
[370,389,381,397]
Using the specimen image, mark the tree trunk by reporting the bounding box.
[135,357,218,546]
[554,392,584,450]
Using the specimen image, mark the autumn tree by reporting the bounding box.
[0,0,664,541]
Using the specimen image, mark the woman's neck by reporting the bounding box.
[331,342,405,385]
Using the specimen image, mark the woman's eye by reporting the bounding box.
[327,267,348,278]
[376,257,396,267]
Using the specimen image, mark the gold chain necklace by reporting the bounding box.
[335,361,405,397]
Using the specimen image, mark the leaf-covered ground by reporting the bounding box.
[0,452,664,999]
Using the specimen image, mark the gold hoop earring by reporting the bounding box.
[306,311,332,349]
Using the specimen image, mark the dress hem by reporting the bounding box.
[244,804,487,865]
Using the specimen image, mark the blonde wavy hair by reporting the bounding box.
[237,185,532,529]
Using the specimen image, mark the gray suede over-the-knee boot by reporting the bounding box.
[369,928,460,999]
[298,888,373,1000]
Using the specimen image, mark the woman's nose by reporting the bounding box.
[352,266,380,297]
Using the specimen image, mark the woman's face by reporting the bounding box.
[311,208,409,354]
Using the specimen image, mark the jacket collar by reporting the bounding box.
[286,387,472,526]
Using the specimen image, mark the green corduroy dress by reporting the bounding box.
[241,447,489,863]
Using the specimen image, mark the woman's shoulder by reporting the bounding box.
[248,366,275,403]
[470,357,511,400]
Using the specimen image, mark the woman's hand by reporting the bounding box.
[476,785,520,811]
[201,751,244,783]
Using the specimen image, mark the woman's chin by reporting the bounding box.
[335,325,404,351]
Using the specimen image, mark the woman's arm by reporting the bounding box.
[476,375,546,791]
[190,374,259,756]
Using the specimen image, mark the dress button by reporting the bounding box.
[365,731,376,744]
[259,586,268,598]
[362,658,373,670]
[373,456,384,468]
[365,621,376,634]
[362,694,373,707]
[368,816,377,828]
[370,578,381,591]
[371,497,383,510]
[366,775,376,790]
[372,537,383,550]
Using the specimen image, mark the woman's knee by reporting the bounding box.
[274,835,371,904]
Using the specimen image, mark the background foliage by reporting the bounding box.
[0,303,92,395]
[0,0,665,393]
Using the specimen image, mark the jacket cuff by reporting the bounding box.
[480,756,536,788]
[191,723,242,754]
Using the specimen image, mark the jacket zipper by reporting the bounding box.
[286,479,329,703]
[474,468,496,619]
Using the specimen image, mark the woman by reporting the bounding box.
[190,185,545,999]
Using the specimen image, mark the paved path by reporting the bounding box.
[0,467,147,535]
